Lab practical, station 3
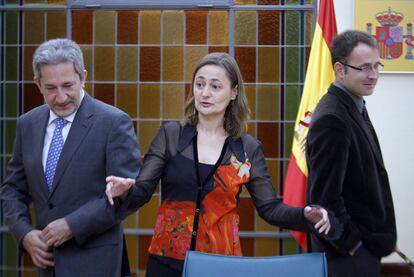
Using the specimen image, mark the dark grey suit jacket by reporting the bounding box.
[306,84,397,260]
[1,93,141,277]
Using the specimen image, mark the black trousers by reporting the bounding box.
[145,255,182,277]
[327,246,381,277]
[121,236,131,277]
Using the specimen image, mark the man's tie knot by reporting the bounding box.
[55,117,68,129]
[362,104,369,122]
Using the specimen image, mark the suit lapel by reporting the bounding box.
[49,94,94,197]
[330,86,385,168]
[32,106,51,196]
[350,109,385,167]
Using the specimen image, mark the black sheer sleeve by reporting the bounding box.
[243,135,308,231]
[120,122,181,216]
[243,134,342,239]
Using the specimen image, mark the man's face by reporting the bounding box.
[335,43,381,97]
[35,61,86,117]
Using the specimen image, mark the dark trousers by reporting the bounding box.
[121,236,131,277]
[145,255,182,277]
[327,246,380,277]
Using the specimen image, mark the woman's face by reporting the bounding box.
[193,64,237,120]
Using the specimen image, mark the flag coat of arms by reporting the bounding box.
[283,0,337,251]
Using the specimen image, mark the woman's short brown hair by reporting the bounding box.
[183,52,251,138]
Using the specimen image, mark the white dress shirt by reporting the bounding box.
[42,90,85,171]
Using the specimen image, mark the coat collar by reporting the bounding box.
[31,105,52,197]
[328,85,385,168]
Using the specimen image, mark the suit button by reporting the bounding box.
[48,203,55,209]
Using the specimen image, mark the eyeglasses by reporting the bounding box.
[340,62,384,73]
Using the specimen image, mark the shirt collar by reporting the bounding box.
[47,89,85,125]
[334,80,364,113]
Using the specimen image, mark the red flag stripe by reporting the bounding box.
[283,155,307,207]
[318,0,338,46]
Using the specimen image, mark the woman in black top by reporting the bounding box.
[106,52,341,277]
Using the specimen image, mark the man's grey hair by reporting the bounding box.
[32,38,85,80]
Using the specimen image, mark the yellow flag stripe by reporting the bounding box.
[291,23,335,176]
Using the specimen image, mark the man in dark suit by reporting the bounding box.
[1,38,141,276]
[306,30,397,277]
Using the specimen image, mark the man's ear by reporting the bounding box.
[34,78,42,91]
[81,70,88,88]
[334,62,345,80]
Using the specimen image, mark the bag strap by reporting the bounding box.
[395,249,414,266]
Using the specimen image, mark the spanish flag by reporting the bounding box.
[283,0,337,251]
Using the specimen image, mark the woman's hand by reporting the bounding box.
[303,206,331,235]
[105,176,136,205]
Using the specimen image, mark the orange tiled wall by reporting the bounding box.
[1,1,314,276]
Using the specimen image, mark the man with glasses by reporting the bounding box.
[306,30,397,277]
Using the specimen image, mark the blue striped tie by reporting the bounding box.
[45,118,67,192]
